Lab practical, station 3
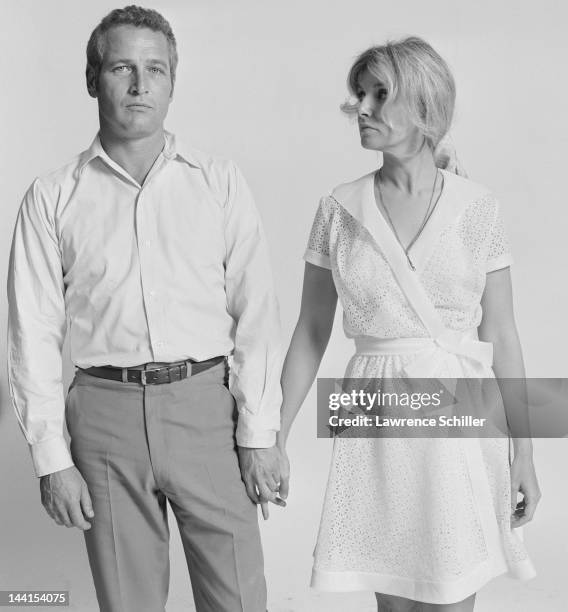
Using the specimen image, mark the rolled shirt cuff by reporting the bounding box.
[30,436,74,477]
[236,413,279,448]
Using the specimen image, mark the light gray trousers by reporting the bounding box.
[66,362,266,612]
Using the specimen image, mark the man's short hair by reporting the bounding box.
[86,5,178,89]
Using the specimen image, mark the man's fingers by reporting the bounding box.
[264,473,279,492]
[257,482,286,509]
[68,505,91,531]
[260,501,269,520]
[80,485,95,519]
[53,504,71,527]
[244,479,260,504]
[279,473,290,500]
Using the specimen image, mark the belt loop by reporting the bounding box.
[186,360,192,377]
[141,370,147,386]
[121,368,128,383]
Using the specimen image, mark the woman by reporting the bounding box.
[278,37,540,611]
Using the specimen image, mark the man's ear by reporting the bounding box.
[86,67,98,98]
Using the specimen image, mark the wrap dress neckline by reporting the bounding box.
[329,169,493,379]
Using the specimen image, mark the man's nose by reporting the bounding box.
[129,69,148,95]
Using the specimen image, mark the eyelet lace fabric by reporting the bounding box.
[305,190,512,339]
[303,176,535,603]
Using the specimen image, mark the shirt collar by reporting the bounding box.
[77,130,202,176]
[76,134,107,175]
[162,131,202,168]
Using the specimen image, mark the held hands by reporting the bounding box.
[510,454,541,528]
[237,445,290,520]
[40,466,94,531]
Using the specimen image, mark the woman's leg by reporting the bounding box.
[422,593,476,612]
[375,592,476,612]
[375,592,422,612]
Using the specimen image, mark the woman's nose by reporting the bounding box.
[358,95,373,116]
[358,102,371,117]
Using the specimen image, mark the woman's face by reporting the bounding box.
[356,69,423,154]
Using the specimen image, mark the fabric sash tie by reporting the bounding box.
[354,329,493,378]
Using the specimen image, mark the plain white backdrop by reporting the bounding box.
[0,1,567,610]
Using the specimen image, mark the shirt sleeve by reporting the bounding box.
[223,162,282,447]
[7,179,72,477]
[486,196,514,273]
[303,196,333,269]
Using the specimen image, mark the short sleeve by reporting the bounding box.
[486,198,513,272]
[303,196,333,270]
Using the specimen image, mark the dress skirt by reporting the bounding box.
[310,351,536,604]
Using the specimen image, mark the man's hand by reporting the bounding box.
[237,445,290,520]
[40,466,94,530]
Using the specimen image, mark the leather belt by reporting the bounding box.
[81,356,226,386]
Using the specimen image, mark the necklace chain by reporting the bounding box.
[376,169,441,271]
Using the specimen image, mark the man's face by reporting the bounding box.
[90,25,173,140]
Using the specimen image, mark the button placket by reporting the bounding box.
[135,187,165,358]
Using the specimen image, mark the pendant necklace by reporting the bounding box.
[376,169,441,271]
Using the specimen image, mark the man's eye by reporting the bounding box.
[113,66,131,73]
[149,67,164,74]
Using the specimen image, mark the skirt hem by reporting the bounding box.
[310,558,536,604]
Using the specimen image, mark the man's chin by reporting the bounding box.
[108,121,165,141]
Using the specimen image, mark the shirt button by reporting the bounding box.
[145,240,152,247]
[149,290,156,297]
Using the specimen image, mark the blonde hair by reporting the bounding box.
[342,37,455,149]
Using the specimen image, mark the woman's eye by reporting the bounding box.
[377,89,388,100]
[355,91,365,100]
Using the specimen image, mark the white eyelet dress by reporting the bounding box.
[304,169,536,604]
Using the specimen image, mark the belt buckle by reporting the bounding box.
[140,362,193,386]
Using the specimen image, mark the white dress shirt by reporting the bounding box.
[8,132,282,477]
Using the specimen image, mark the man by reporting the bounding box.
[8,6,288,611]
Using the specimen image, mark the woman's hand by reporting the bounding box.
[510,453,541,528]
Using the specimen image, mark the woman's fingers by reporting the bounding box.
[511,490,541,528]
